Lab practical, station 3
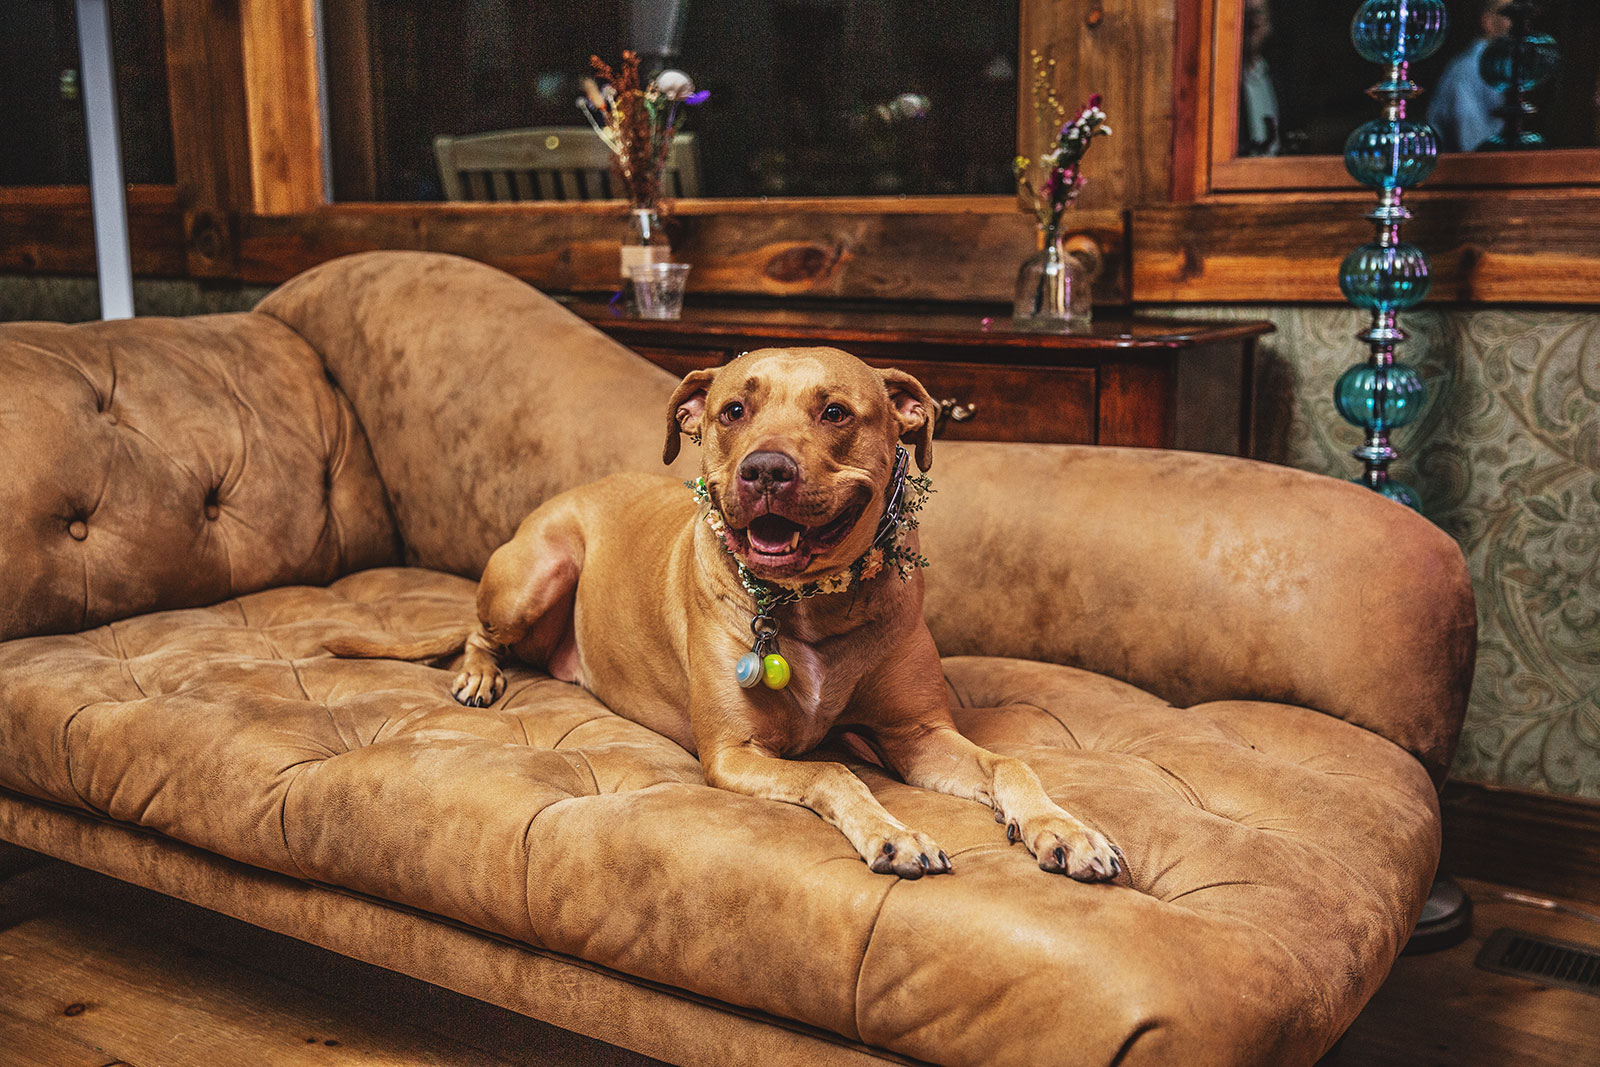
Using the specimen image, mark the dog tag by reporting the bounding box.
[735,652,763,688]
[761,653,791,690]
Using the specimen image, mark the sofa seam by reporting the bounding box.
[106,619,148,700]
[849,880,899,1045]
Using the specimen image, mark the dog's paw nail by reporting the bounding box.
[1006,821,1021,843]
[1053,846,1066,868]
[917,853,930,871]
[882,842,896,857]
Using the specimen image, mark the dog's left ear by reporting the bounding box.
[879,367,936,472]
[664,368,718,464]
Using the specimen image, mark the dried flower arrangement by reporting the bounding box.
[579,52,709,210]
[1012,51,1111,239]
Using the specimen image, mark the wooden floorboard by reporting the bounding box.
[2,860,1598,1066]
[1333,878,1600,1067]
[0,860,663,1067]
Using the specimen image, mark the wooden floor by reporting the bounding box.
[1,853,1597,1067]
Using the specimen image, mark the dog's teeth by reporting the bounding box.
[788,531,801,549]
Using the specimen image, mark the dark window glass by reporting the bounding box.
[1243,0,1597,158]
[0,0,176,186]
[325,0,1018,201]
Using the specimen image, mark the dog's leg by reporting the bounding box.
[701,743,953,879]
[876,723,1121,882]
[455,504,584,707]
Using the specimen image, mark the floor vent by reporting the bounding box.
[1475,927,1600,997]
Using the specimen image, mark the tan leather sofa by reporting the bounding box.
[0,251,1475,1066]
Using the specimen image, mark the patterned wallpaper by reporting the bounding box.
[1168,304,1600,801]
[5,275,1594,799]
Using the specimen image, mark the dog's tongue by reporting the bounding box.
[748,514,804,555]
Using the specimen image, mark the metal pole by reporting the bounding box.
[75,0,134,320]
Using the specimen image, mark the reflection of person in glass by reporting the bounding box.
[1427,0,1512,152]
[1238,0,1280,156]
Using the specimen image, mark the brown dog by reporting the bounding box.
[331,347,1120,881]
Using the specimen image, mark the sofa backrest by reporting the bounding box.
[0,313,400,642]
[242,251,1473,784]
[254,251,701,577]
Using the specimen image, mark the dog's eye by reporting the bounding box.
[719,401,745,424]
[820,403,851,424]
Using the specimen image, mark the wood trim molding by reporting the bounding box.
[1131,193,1600,305]
[239,0,325,215]
[1441,781,1600,905]
[237,202,1132,304]
[0,192,185,276]
[163,0,252,275]
[1212,149,1600,194]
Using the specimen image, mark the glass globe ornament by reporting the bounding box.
[1335,362,1427,431]
[1339,242,1432,311]
[1478,32,1559,93]
[1351,0,1447,65]
[1344,119,1438,189]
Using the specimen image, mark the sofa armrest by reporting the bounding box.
[255,251,697,578]
[919,442,1476,784]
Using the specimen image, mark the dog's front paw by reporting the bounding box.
[1009,813,1122,882]
[451,666,504,708]
[866,829,953,879]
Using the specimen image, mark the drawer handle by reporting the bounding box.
[934,397,977,435]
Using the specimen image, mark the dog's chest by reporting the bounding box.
[774,642,852,752]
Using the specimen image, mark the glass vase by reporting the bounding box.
[1012,227,1091,331]
[620,207,670,305]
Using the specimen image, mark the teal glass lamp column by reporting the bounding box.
[1339,0,1447,510]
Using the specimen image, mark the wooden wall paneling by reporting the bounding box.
[1131,193,1600,305]
[1168,0,1209,203]
[321,0,377,202]
[1441,781,1600,905]
[238,201,1133,304]
[0,187,185,276]
[162,0,252,276]
[239,0,326,215]
[1021,0,1180,212]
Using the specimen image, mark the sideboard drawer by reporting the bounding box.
[866,359,1096,444]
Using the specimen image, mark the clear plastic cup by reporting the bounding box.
[628,262,692,319]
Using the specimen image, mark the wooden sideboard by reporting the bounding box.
[570,301,1273,456]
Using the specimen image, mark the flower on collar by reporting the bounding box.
[686,464,932,613]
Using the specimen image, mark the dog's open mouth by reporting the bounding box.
[731,497,869,576]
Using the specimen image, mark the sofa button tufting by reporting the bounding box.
[68,519,87,541]
[205,503,220,521]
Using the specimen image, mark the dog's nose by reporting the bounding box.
[738,451,798,491]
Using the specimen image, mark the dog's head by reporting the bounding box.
[664,347,935,582]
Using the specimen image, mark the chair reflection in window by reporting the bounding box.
[433,126,702,201]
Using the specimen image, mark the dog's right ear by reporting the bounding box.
[663,368,718,464]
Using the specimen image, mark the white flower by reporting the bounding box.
[654,70,696,102]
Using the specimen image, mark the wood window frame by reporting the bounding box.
[1136,0,1600,305]
[149,0,1142,306]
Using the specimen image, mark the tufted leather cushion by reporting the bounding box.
[0,315,400,642]
[0,567,1441,1066]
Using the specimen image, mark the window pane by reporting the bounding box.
[325,0,1018,201]
[0,0,175,186]
[1243,0,1597,158]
